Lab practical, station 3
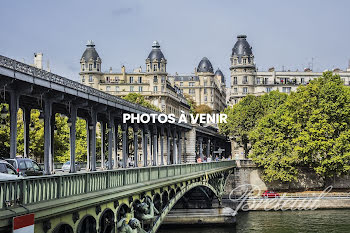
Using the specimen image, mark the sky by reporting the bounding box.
[1,0,350,86]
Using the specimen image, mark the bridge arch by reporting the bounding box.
[98,208,115,233]
[52,223,74,233]
[77,215,97,233]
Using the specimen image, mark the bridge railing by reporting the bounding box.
[0,161,235,209]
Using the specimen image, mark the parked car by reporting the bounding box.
[0,160,21,180]
[5,157,43,176]
[62,161,82,172]
[262,190,280,198]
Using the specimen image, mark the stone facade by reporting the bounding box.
[227,35,350,106]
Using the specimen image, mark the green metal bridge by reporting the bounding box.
[0,161,235,233]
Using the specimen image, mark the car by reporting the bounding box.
[0,160,21,180]
[62,161,82,172]
[262,190,280,198]
[5,157,43,176]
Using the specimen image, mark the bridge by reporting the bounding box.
[0,54,234,233]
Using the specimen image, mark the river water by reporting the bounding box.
[158,209,350,233]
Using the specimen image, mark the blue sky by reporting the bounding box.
[1,0,349,85]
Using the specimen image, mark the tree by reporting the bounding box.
[219,91,287,157]
[184,94,197,114]
[250,72,350,182]
[194,104,213,114]
[122,93,160,112]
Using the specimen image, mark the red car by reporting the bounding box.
[262,190,280,198]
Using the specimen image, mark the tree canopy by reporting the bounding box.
[123,93,160,112]
[249,72,350,182]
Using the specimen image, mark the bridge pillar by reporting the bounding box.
[9,91,19,159]
[133,124,139,167]
[153,126,158,166]
[43,99,53,174]
[122,123,128,168]
[207,138,211,159]
[100,121,106,169]
[89,109,97,171]
[22,107,30,158]
[143,125,149,167]
[160,126,164,165]
[199,137,203,161]
[108,117,115,170]
[185,128,196,163]
[178,131,182,164]
[113,122,118,169]
[173,129,177,164]
[167,127,171,165]
[69,105,77,173]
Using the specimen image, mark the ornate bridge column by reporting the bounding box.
[9,91,19,159]
[69,105,77,173]
[167,127,171,165]
[133,124,139,167]
[178,131,182,164]
[153,126,158,166]
[22,107,30,158]
[207,138,211,159]
[160,126,164,165]
[113,122,118,169]
[122,123,128,168]
[89,108,97,171]
[100,121,106,169]
[108,115,115,170]
[198,137,203,161]
[185,128,196,163]
[143,125,149,167]
[43,98,53,174]
[173,128,177,164]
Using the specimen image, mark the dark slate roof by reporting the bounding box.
[81,41,100,62]
[215,68,225,83]
[232,35,253,57]
[147,41,166,61]
[197,57,214,73]
[172,76,200,81]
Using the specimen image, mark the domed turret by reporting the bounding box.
[197,57,214,73]
[215,68,225,84]
[80,40,101,72]
[232,35,253,57]
[146,41,167,73]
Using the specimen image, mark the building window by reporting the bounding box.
[243,58,247,64]
[282,87,291,93]
[204,81,207,86]
[89,75,93,82]
[234,88,238,93]
[243,87,248,94]
[115,77,119,83]
[180,82,183,86]
[130,86,134,92]
[89,64,92,71]
[301,78,305,84]
[233,77,237,85]
[97,64,100,71]
[82,76,85,83]
[154,86,158,92]
[189,82,194,87]
[204,96,207,102]
[138,76,142,83]
[139,86,143,92]
[264,78,268,85]
[243,76,248,84]
[189,89,195,94]
[115,86,119,92]
[256,77,260,84]
[94,62,96,68]
[147,64,150,72]
[153,76,158,83]
[153,64,157,71]
[204,88,207,94]
[106,77,110,83]
[266,87,272,93]
[106,86,110,91]
[161,76,165,83]
[82,64,85,71]
[129,76,134,83]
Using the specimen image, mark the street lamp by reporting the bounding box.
[0,106,8,119]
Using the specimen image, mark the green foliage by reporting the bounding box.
[219,91,287,157]
[184,94,197,114]
[250,72,350,182]
[194,104,213,114]
[122,93,160,111]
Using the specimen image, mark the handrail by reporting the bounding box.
[0,161,235,210]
